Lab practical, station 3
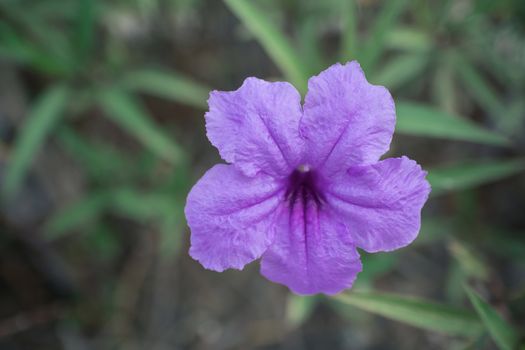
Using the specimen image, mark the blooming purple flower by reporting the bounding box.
[185,61,431,295]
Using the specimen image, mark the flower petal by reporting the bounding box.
[300,61,395,176]
[260,201,362,295]
[206,78,304,178]
[185,164,285,272]
[325,156,431,252]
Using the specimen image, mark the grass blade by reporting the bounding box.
[121,69,210,109]
[98,89,182,164]
[354,253,398,289]
[56,126,130,181]
[372,53,428,90]
[109,188,174,220]
[45,192,110,238]
[454,54,506,119]
[333,291,483,336]
[339,0,358,61]
[286,295,318,328]
[73,0,96,62]
[396,102,510,146]
[432,55,457,114]
[427,159,525,196]
[385,26,433,52]
[3,84,70,196]
[297,17,325,76]
[0,5,74,75]
[449,241,489,281]
[0,23,69,75]
[465,286,519,350]
[223,0,309,93]
[359,0,410,72]
[46,188,176,239]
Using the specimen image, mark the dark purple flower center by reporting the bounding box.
[286,165,324,206]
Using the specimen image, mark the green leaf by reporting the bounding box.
[427,159,525,196]
[384,27,433,52]
[56,126,130,181]
[445,261,466,305]
[465,286,519,350]
[98,89,182,163]
[454,54,506,118]
[415,217,455,245]
[286,294,318,328]
[3,85,70,197]
[46,189,177,238]
[359,0,410,72]
[88,222,121,260]
[432,55,457,114]
[73,0,96,61]
[109,189,174,221]
[121,69,210,109]
[109,189,183,257]
[333,291,483,336]
[159,204,185,257]
[0,6,74,75]
[224,0,309,93]
[297,17,325,76]
[372,53,428,90]
[449,241,489,281]
[498,99,525,136]
[482,228,525,262]
[46,192,110,238]
[354,253,398,289]
[339,0,358,61]
[396,102,510,146]
[0,22,72,76]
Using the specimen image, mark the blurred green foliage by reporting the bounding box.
[1,0,525,348]
[221,0,525,347]
[465,285,520,350]
[0,0,204,257]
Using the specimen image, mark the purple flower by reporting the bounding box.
[185,61,431,295]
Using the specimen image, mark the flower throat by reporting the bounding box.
[286,165,324,206]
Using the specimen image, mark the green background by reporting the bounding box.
[0,0,524,349]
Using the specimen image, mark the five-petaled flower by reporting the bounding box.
[185,61,431,295]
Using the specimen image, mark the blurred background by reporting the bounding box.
[1,0,525,349]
